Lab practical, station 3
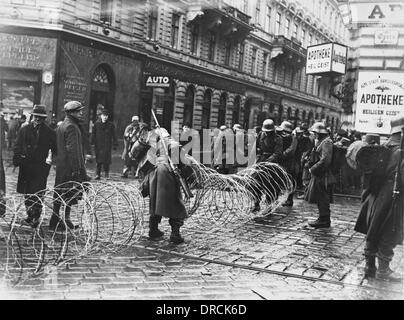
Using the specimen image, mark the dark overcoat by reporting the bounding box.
[91,120,117,165]
[280,133,297,175]
[354,134,404,245]
[13,122,56,194]
[55,115,88,186]
[140,134,187,220]
[304,136,336,204]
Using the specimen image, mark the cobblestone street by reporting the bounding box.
[0,158,403,300]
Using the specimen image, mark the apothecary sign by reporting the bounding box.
[306,42,347,76]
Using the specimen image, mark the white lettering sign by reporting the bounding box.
[306,43,347,75]
[145,75,170,87]
[355,71,404,134]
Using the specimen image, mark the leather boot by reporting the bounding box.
[364,256,377,278]
[376,258,402,282]
[282,193,294,207]
[308,216,331,228]
[148,216,164,240]
[170,226,184,244]
[49,213,65,231]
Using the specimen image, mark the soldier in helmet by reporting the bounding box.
[278,121,297,207]
[304,122,336,228]
[250,119,283,212]
[354,115,404,282]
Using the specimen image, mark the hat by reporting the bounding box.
[31,104,47,117]
[262,119,275,132]
[300,123,309,131]
[364,133,380,145]
[101,109,109,116]
[219,125,227,131]
[337,129,348,137]
[390,115,404,134]
[132,115,139,122]
[64,101,84,112]
[310,122,328,134]
[280,121,293,133]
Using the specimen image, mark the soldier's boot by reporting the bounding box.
[25,208,40,229]
[251,201,261,213]
[308,216,331,229]
[49,208,65,232]
[169,226,184,245]
[95,165,102,180]
[364,256,377,278]
[121,167,129,178]
[105,171,110,179]
[148,216,164,240]
[282,193,294,207]
[376,258,402,282]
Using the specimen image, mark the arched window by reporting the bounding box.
[287,107,292,120]
[294,109,300,128]
[232,95,241,125]
[302,110,306,122]
[277,105,284,124]
[202,89,212,129]
[243,98,251,129]
[308,111,314,126]
[218,92,227,126]
[183,85,195,127]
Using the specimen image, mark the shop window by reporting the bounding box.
[0,79,36,116]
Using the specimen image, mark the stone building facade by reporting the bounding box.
[0,0,349,135]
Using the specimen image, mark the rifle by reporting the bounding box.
[151,109,194,200]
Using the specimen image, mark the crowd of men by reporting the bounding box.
[1,101,403,280]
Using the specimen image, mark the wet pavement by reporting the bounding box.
[0,152,403,300]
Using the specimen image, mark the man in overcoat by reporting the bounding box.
[304,122,336,228]
[13,105,57,228]
[139,127,188,244]
[91,109,118,179]
[50,101,91,231]
[354,116,404,281]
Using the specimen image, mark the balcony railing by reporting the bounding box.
[222,5,251,25]
[273,35,306,57]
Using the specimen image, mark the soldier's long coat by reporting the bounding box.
[140,130,187,220]
[304,136,336,204]
[354,134,404,245]
[14,122,56,194]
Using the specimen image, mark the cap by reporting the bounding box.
[31,104,47,117]
[280,121,293,133]
[310,122,328,134]
[364,133,380,145]
[101,109,110,116]
[390,115,404,134]
[262,119,275,132]
[132,115,140,122]
[64,101,84,112]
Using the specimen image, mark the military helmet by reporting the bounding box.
[390,115,404,134]
[310,122,328,134]
[279,121,294,133]
[262,119,275,132]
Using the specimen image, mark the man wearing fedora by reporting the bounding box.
[13,104,57,228]
[50,101,91,231]
[354,115,404,282]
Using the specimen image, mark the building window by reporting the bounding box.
[190,23,199,55]
[262,52,268,79]
[275,12,281,35]
[265,5,271,33]
[224,39,231,66]
[218,93,227,127]
[308,33,312,46]
[148,6,158,40]
[208,31,216,61]
[100,0,113,25]
[251,47,257,75]
[255,0,261,25]
[290,68,295,87]
[238,42,245,71]
[301,29,306,46]
[284,18,290,38]
[243,0,248,12]
[273,62,278,81]
[171,13,180,48]
[292,23,298,39]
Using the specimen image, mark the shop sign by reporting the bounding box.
[354,71,404,134]
[374,29,399,45]
[145,75,170,88]
[306,43,347,75]
[350,2,403,25]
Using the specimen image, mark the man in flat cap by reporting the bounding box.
[354,115,404,282]
[13,104,57,228]
[50,101,91,231]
